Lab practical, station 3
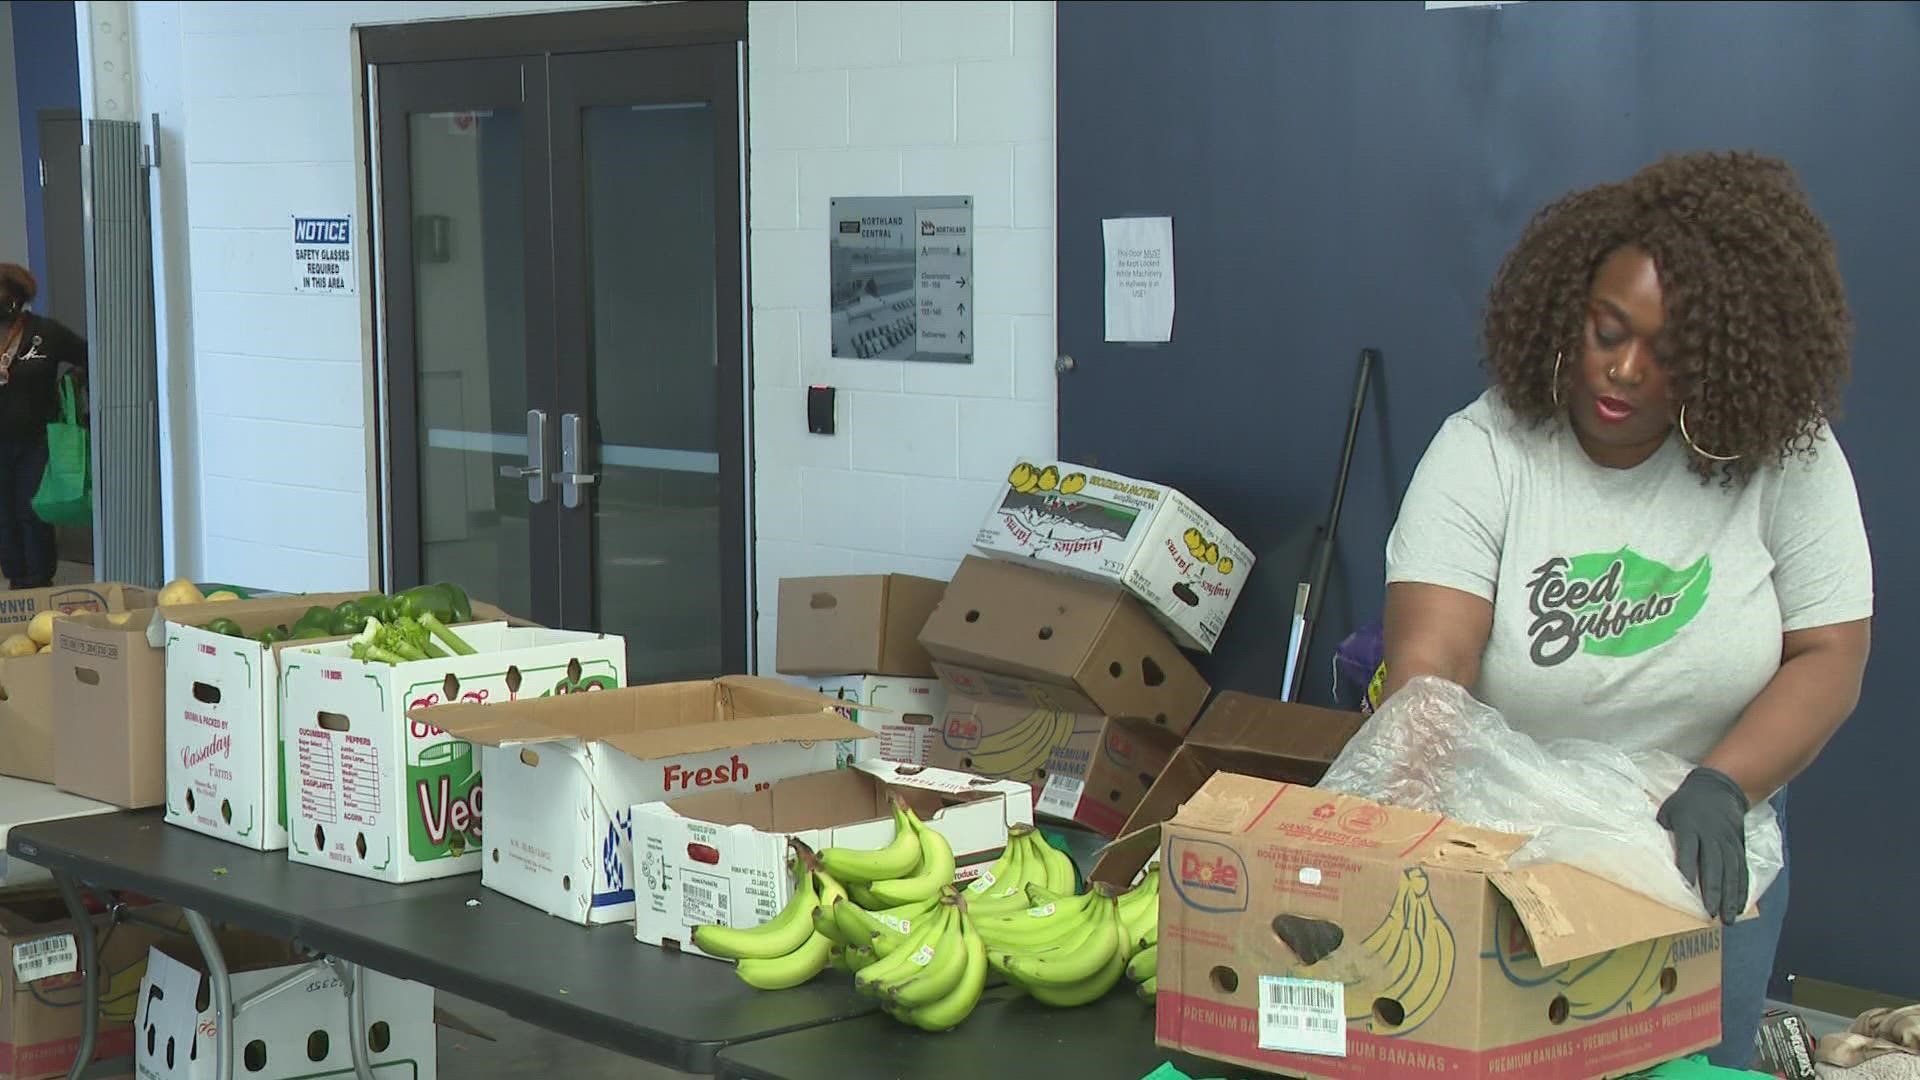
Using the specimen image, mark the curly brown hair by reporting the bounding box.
[1482,151,1851,481]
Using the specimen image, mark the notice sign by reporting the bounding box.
[292,215,356,295]
[829,195,973,364]
[1103,216,1175,343]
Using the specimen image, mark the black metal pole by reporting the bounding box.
[1285,348,1375,700]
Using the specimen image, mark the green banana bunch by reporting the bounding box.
[961,826,1055,914]
[736,931,834,990]
[865,806,956,907]
[1137,974,1157,1002]
[811,867,853,945]
[1126,942,1157,984]
[996,885,1129,1007]
[1117,865,1160,951]
[889,896,989,1032]
[870,899,973,1009]
[818,799,922,882]
[854,892,956,996]
[691,846,821,961]
[831,894,940,957]
[972,887,1102,955]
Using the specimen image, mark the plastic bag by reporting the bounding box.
[31,375,91,527]
[1316,676,1784,920]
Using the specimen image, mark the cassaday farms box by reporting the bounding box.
[428,677,871,926]
[278,624,626,884]
[976,460,1252,652]
[632,760,1033,957]
[160,593,368,851]
[800,674,948,766]
[1154,775,1724,1079]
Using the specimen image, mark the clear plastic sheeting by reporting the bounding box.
[1317,676,1784,920]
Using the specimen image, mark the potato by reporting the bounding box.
[26,610,56,645]
[37,643,50,653]
[206,590,240,602]
[107,612,133,626]
[158,578,205,606]
[1,634,38,658]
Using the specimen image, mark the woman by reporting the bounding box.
[1382,151,1872,1068]
[0,263,87,589]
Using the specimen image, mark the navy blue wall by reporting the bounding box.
[10,0,79,312]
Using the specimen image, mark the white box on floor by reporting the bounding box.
[430,676,872,926]
[797,675,947,766]
[279,624,627,884]
[133,944,436,1080]
[631,759,1033,958]
[975,459,1254,652]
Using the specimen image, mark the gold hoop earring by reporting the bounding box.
[1550,351,1564,407]
[1678,405,1740,463]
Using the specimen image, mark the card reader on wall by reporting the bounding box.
[808,385,835,435]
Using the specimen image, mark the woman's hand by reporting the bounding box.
[1656,766,1750,925]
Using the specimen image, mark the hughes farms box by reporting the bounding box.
[1154,775,1725,1079]
[160,593,369,851]
[279,625,626,884]
[919,556,1210,737]
[428,677,870,925]
[134,937,435,1080]
[929,699,1179,837]
[774,574,946,677]
[633,760,1033,956]
[801,674,947,767]
[54,611,166,808]
[978,461,1251,652]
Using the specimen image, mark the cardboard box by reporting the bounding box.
[976,460,1252,652]
[0,585,150,785]
[799,674,948,766]
[774,574,946,677]
[1088,691,1365,888]
[52,611,165,808]
[1153,774,1725,1079]
[427,676,871,925]
[0,582,152,630]
[632,759,1034,956]
[927,699,1179,837]
[279,625,627,884]
[159,592,371,851]
[133,935,436,1080]
[0,894,175,1080]
[919,556,1210,736]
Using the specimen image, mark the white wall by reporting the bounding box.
[747,0,1057,659]
[110,0,1057,666]
[0,3,30,268]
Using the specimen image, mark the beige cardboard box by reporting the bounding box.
[0,895,175,1080]
[976,459,1253,652]
[1154,774,1724,1079]
[926,699,1179,837]
[632,759,1033,956]
[919,556,1210,737]
[0,585,151,784]
[775,574,946,677]
[798,674,947,767]
[429,676,870,925]
[52,611,165,808]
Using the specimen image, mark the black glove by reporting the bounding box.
[1656,767,1751,925]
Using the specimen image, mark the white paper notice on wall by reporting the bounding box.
[292,215,356,295]
[1425,1,1526,9]
[1103,216,1175,343]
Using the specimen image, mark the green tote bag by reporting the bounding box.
[31,375,91,527]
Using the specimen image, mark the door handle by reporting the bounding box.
[554,412,598,510]
[497,409,547,504]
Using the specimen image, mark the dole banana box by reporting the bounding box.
[797,674,948,767]
[426,677,872,926]
[976,459,1252,652]
[161,593,368,851]
[278,624,626,884]
[632,759,1032,958]
[1155,774,1725,1079]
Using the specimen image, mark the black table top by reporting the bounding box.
[8,810,882,1073]
[713,987,1286,1080]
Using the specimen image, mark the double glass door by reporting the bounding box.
[374,44,747,680]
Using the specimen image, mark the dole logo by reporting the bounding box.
[1166,838,1249,914]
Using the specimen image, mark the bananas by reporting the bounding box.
[1293,866,1458,1034]
[865,805,955,907]
[893,900,989,1032]
[736,930,834,990]
[818,801,921,882]
[692,850,821,961]
[1126,942,1157,983]
[1031,833,1077,895]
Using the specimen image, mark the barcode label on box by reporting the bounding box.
[681,872,729,928]
[1257,976,1346,1057]
[13,933,78,983]
[1037,774,1085,819]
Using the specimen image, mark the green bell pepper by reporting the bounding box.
[289,624,333,640]
[291,605,333,635]
[395,585,455,623]
[359,594,401,622]
[254,625,289,647]
[329,601,367,637]
[204,617,245,639]
[438,581,473,624]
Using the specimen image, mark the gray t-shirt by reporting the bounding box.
[1386,391,1874,763]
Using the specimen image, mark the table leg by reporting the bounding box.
[53,872,98,1080]
[344,962,376,1080]
[182,909,236,1080]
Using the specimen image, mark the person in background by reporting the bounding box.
[0,263,87,589]
[1381,152,1871,1068]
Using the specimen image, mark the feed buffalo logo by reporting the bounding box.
[1526,548,1711,666]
